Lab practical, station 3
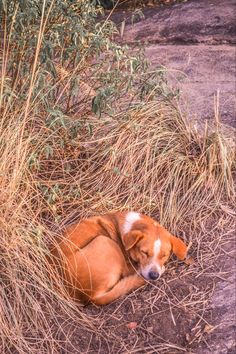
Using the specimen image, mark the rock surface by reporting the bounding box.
[195,243,236,354]
[111,0,236,127]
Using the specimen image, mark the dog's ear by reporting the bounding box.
[122,230,144,251]
[170,235,187,260]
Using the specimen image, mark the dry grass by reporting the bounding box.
[1,90,235,353]
[62,100,235,229]
[0,108,94,354]
[0,2,235,353]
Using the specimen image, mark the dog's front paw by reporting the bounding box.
[184,257,194,265]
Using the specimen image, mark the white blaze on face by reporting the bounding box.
[153,239,165,275]
[123,211,140,234]
[153,239,161,258]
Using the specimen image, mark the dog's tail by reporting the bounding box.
[91,274,145,305]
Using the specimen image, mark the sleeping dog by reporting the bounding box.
[53,211,191,305]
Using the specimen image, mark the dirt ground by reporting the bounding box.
[56,1,236,353]
[58,224,235,353]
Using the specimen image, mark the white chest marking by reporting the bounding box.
[123,212,140,234]
[153,239,162,258]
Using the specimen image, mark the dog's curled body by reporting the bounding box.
[52,212,190,305]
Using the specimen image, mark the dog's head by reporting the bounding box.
[121,213,188,281]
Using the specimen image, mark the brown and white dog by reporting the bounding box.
[53,211,191,305]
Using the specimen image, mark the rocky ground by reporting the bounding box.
[111,0,236,128]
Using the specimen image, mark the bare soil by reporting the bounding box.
[56,224,235,353]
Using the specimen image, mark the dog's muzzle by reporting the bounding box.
[140,263,165,281]
[148,270,159,280]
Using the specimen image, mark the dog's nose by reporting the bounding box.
[148,271,159,280]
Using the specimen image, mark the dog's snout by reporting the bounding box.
[148,271,159,280]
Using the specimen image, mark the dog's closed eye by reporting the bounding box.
[140,250,149,257]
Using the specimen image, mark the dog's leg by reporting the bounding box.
[91,275,145,305]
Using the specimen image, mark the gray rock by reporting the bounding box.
[111,0,236,127]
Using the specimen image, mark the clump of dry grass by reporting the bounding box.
[64,101,235,231]
[0,111,97,354]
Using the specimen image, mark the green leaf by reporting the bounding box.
[113,167,121,176]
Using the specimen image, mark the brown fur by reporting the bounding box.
[51,212,190,305]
